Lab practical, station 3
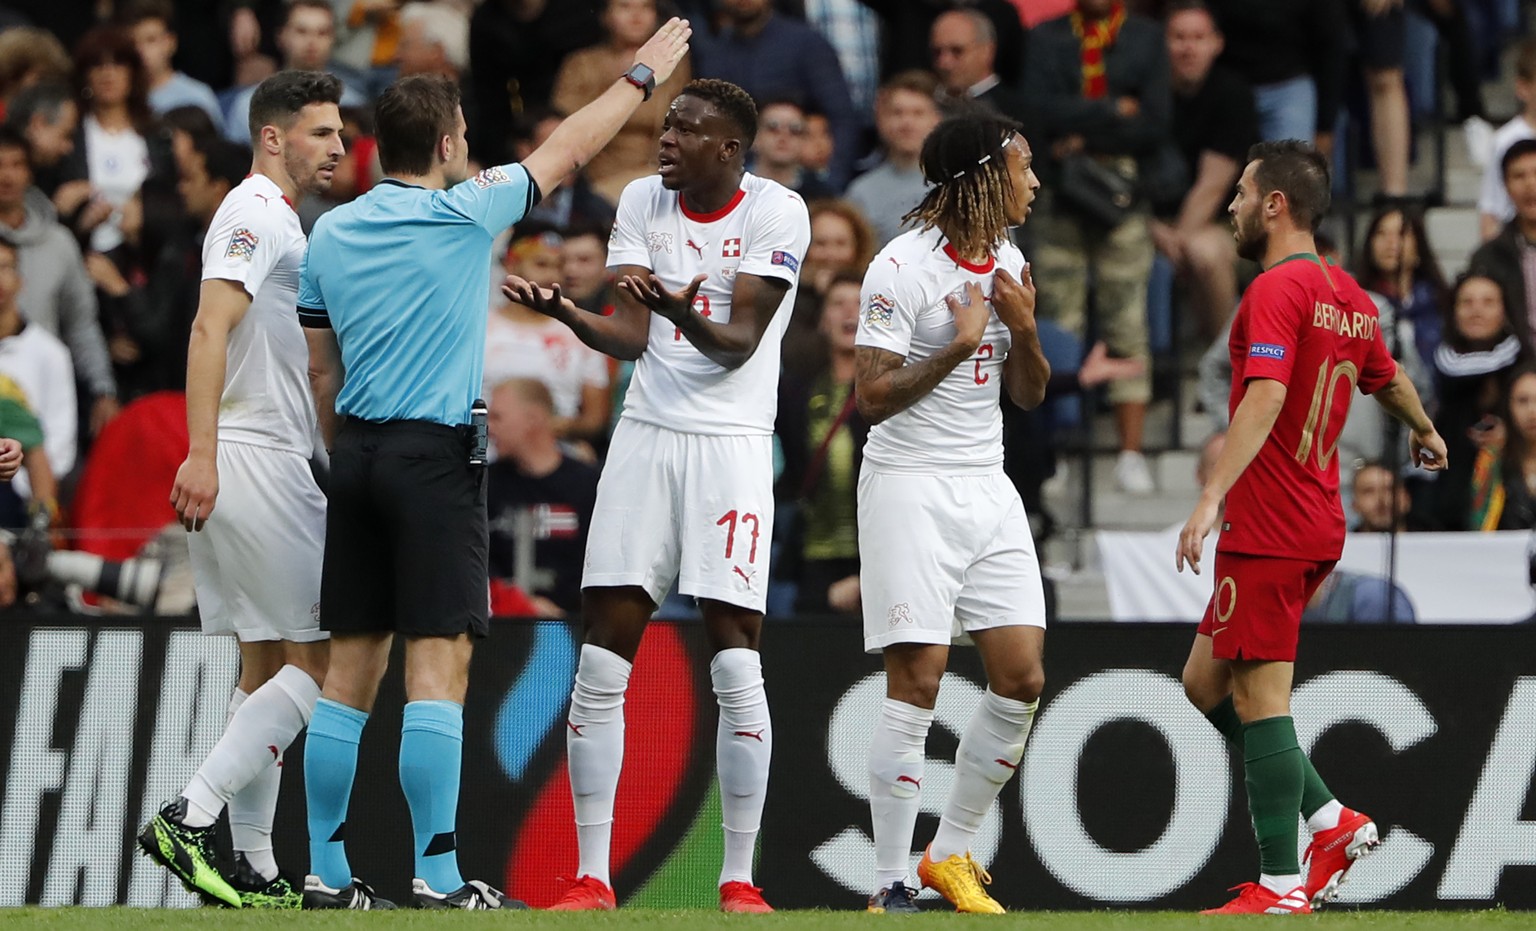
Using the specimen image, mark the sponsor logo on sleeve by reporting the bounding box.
[472,166,512,188]
[771,250,800,273]
[865,293,894,328]
[225,227,259,261]
[1249,342,1287,360]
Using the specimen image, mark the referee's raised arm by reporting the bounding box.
[519,17,691,198]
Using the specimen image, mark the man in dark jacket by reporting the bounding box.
[1467,138,1536,355]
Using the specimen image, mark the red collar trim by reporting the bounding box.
[246,173,295,211]
[679,187,746,223]
[943,242,995,274]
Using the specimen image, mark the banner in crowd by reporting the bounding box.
[1098,530,1535,624]
[1,619,1533,909]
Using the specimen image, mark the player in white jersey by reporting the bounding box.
[853,113,1050,915]
[138,71,345,910]
[502,79,809,913]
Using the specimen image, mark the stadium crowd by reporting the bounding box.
[0,0,1531,616]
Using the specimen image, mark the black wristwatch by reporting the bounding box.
[622,63,656,101]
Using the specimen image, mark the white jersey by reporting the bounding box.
[483,313,609,419]
[856,226,1025,474]
[201,173,316,456]
[606,172,811,436]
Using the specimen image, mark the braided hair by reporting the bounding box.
[902,111,1023,260]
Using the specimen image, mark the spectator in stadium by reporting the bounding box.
[1024,0,1170,494]
[693,0,859,189]
[802,110,834,184]
[223,1,370,145]
[1301,563,1416,623]
[0,27,72,112]
[396,3,468,83]
[121,0,223,130]
[5,82,78,197]
[803,197,876,299]
[872,0,1026,92]
[553,0,692,205]
[0,434,19,482]
[511,109,616,232]
[469,0,603,164]
[486,222,612,449]
[1420,273,1523,531]
[0,235,75,504]
[1468,366,1536,531]
[486,377,600,617]
[749,98,834,202]
[801,0,881,114]
[1349,460,1413,532]
[162,104,220,178]
[1150,0,1256,341]
[0,377,58,530]
[1343,0,1411,198]
[929,8,1025,122]
[775,271,865,615]
[1354,204,1448,375]
[845,70,940,248]
[1468,139,1536,353]
[1477,37,1536,243]
[1203,0,1347,149]
[0,128,116,432]
[56,27,176,257]
[559,219,618,317]
[329,0,406,99]
[296,20,690,908]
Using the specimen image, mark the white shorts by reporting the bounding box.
[583,418,774,613]
[858,470,1046,653]
[188,441,327,643]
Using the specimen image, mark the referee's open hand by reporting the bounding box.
[171,454,218,532]
[635,17,693,86]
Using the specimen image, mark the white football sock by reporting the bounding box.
[869,698,934,890]
[929,689,1036,862]
[712,648,771,886]
[229,750,282,882]
[1261,872,1303,896]
[182,665,319,828]
[1305,798,1345,834]
[567,644,631,888]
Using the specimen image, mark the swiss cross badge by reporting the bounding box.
[722,237,742,258]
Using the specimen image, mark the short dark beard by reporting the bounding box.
[1234,212,1265,262]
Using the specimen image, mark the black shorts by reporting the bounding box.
[1350,1,1406,70]
[321,419,489,638]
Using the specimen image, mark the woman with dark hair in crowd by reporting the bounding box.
[775,271,867,615]
[1354,203,1448,374]
[1419,273,1524,530]
[552,0,689,204]
[1469,366,1536,531]
[55,27,174,255]
[784,198,878,372]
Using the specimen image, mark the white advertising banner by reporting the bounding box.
[1097,530,1535,624]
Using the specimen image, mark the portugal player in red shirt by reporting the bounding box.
[1176,141,1447,916]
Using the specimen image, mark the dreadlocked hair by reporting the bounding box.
[902,111,1022,260]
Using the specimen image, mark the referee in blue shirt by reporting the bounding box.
[294,19,691,911]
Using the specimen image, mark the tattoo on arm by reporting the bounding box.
[855,341,976,425]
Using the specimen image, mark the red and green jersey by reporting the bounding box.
[1220,254,1398,561]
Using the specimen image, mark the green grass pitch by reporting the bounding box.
[2,909,1526,930]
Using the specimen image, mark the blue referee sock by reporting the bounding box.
[304,698,368,890]
[400,700,466,893]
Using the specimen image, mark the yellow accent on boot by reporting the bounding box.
[916,847,1003,914]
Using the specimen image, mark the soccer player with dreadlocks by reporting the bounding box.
[852,112,1050,915]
